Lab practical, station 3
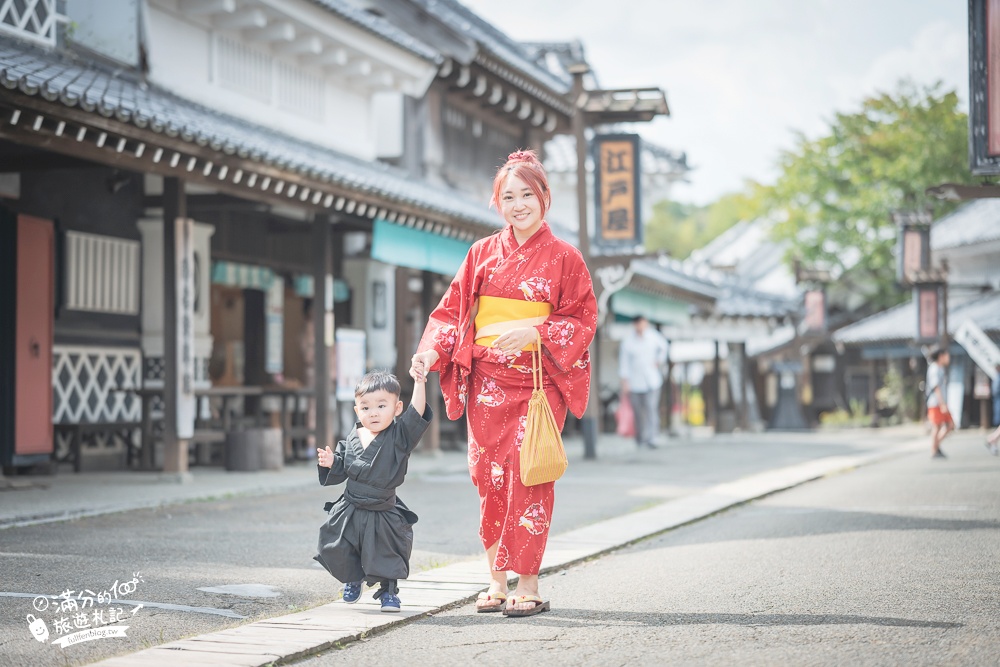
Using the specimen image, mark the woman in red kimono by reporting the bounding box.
[410,150,596,617]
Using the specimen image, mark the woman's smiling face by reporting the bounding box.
[500,173,546,242]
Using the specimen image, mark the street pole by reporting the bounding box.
[571,66,598,460]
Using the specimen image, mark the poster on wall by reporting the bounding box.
[335,329,367,401]
[265,277,284,376]
[175,217,195,439]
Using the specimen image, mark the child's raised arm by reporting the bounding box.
[410,373,426,417]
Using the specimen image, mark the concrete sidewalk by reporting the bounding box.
[74,426,941,667]
[0,426,758,530]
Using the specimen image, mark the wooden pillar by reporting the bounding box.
[421,270,441,453]
[738,342,749,431]
[313,216,332,451]
[162,178,189,477]
[572,69,598,460]
[711,340,721,433]
[665,356,674,435]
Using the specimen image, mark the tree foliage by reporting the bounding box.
[645,188,767,259]
[766,82,975,309]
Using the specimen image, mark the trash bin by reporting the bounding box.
[258,427,283,471]
[224,430,261,472]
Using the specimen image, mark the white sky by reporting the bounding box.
[465,0,968,205]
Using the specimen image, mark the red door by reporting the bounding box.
[15,215,54,456]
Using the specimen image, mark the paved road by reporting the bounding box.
[293,434,1000,667]
[0,428,926,666]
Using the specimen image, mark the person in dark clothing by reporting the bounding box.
[314,369,431,612]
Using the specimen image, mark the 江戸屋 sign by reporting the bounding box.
[593,134,642,247]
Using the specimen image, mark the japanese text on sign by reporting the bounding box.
[595,135,641,244]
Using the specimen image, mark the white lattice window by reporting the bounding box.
[215,34,325,120]
[216,34,273,102]
[0,0,62,47]
[276,60,324,120]
[65,231,140,315]
[444,104,467,130]
[52,346,142,424]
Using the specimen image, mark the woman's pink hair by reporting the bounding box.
[489,149,550,219]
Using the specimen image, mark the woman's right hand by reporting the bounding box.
[410,349,440,383]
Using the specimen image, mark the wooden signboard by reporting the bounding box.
[594,134,642,246]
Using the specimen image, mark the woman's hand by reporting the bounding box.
[492,327,539,356]
[410,349,439,383]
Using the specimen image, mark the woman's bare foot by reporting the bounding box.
[476,572,508,611]
[475,584,507,611]
[507,574,542,612]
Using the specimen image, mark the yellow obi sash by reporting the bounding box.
[474,296,552,350]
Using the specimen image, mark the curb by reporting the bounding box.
[90,438,927,666]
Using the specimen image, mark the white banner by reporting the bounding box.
[265,277,284,375]
[335,329,367,401]
[176,218,195,438]
[955,319,1000,381]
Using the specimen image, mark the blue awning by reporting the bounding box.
[371,218,471,276]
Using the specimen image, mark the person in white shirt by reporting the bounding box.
[619,315,669,449]
[925,348,954,459]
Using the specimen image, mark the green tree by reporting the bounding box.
[767,81,975,309]
[645,188,766,259]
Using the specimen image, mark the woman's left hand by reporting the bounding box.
[492,327,539,356]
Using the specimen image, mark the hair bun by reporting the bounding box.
[507,149,538,164]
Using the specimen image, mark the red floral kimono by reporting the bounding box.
[418,222,597,574]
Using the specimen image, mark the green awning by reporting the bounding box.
[371,218,472,276]
[292,275,350,303]
[611,287,691,326]
[211,261,275,290]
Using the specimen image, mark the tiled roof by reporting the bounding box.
[0,39,502,231]
[931,199,1000,250]
[632,258,720,301]
[632,257,799,319]
[410,0,572,95]
[307,0,442,63]
[713,283,799,319]
[833,291,1000,344]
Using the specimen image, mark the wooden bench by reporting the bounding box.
[54,422,142,473]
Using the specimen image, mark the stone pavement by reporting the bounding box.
[64,426,932,667]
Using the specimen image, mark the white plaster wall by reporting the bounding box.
[144,3,375,159]
[939,243,1000,289]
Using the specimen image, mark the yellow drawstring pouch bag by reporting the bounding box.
[520,331,568,486]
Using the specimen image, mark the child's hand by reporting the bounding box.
[410,350,437,383]
[316,446,334,468]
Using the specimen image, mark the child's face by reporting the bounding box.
[354,389,403,434]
